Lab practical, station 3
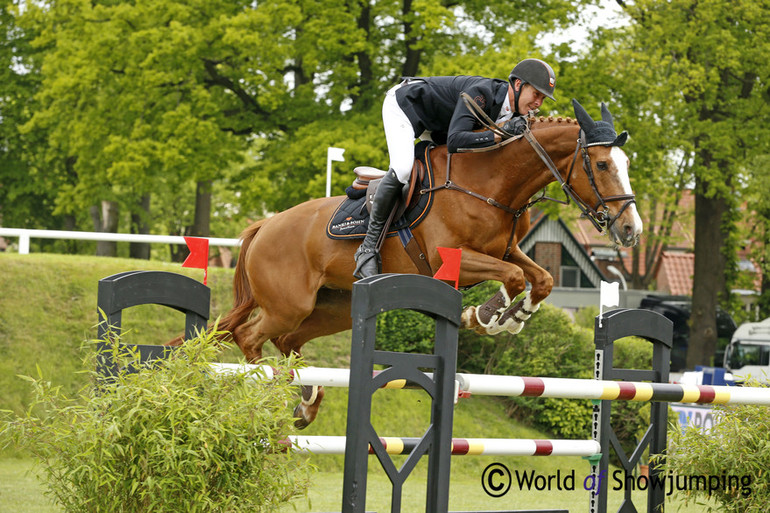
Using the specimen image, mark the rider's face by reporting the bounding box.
[515,81,546,115]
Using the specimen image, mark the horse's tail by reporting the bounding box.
[166,220,267,348]
[214,220,267,342]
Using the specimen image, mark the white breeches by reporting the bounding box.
[382,84,424,185]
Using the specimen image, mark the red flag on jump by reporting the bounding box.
[182,236,209,285]
[433,247,462,289]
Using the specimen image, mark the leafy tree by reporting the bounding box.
[743,155,770,320]
[0,3,48,229]
[591,0,770,367]
[243,0,591,211]
[5,0,601,258]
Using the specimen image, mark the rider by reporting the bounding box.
[353,58,557,279]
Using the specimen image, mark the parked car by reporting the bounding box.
[723,318,770,382]
[638,295,737,372]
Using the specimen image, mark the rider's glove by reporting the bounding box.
[502,116,527,136]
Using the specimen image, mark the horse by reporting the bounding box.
[213,99,642,428]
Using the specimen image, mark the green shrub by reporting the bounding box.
[376,308,436,353]
[664,398,770,512]
[376,284,658,442]
[0,333,310,513]
[574,305,600,330]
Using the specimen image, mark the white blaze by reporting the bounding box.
[610,146,643,235]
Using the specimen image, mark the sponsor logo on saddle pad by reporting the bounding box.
[331,217,366,232]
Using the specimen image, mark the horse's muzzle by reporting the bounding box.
[610,219,642,247]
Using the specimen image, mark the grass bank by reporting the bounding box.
[0,252,710,512]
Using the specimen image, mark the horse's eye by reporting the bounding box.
[596,161,608,171]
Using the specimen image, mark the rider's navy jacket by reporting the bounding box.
[395,76,510,153]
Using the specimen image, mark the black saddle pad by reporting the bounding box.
[326,141,436,240]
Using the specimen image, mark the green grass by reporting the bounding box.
[0,253,242,420]
[1,457,712,513]
[0,253,712,512]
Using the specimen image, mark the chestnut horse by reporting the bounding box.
[216,100,642,427]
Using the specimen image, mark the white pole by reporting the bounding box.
[0,228,241,255]
[326,147,346,197]
[208,363,770,405]
[19,231,30,255]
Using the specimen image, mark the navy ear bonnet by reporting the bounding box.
[571,99,628,147]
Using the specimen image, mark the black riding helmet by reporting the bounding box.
[509,58,556,104]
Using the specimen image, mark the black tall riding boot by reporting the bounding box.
[353,169,403,279]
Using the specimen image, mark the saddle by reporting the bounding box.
[326,141,436,274]
[350,159,425,219]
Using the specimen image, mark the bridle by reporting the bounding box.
[523,127,636,234]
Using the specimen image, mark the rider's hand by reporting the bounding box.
[502,116,527,136]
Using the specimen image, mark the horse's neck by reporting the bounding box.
[503,122,581,206]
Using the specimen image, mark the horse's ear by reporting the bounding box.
[572,99,595,130]
[600,103,614,125]
[613,131,629,147]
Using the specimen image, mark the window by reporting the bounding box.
[561,266,580,288]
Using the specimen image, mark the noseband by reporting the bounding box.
[524,128,636,234]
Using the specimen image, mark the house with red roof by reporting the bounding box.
[522,190,761,312]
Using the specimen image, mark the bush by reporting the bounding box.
[376,308,436,353]
[484,302,595,438]
[0,333,310,513]
[664,396,770,512]
[376,284,658,441]
[574,305,600,330]
[608,337,654,465]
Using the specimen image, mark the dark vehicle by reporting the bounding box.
[638,295,737,372]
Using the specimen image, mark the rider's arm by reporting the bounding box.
[446,90,497,153]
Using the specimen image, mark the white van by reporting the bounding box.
[723,318,770,383]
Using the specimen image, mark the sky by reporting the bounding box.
[540,0,628,52]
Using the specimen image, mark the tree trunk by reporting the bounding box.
[401,0,422,78]
[191,180,212,237]
[170,180,211,262]
[90,200,119,257]
[129,194,151,260]
[687,177,730,369]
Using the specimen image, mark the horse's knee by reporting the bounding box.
[501,269,527,300]
[529,273,554,303]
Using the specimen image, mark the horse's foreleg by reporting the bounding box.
[494,246,553,334]
[454,249,527,335]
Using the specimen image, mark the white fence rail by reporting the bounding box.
[0,228,241,255]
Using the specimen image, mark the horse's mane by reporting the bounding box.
[531,115,579,127]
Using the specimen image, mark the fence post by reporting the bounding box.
[342,274,462,513]
[591,308,672,513]
[95,270,210,378]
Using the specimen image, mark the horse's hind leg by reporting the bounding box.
[230,298,317,362]
[272,287,352,429]
[230,314,270,362]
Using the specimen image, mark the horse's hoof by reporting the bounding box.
[485,324,506,335]
[504,319,525,335]
[498,295,539,326]
[293,404,310,430]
